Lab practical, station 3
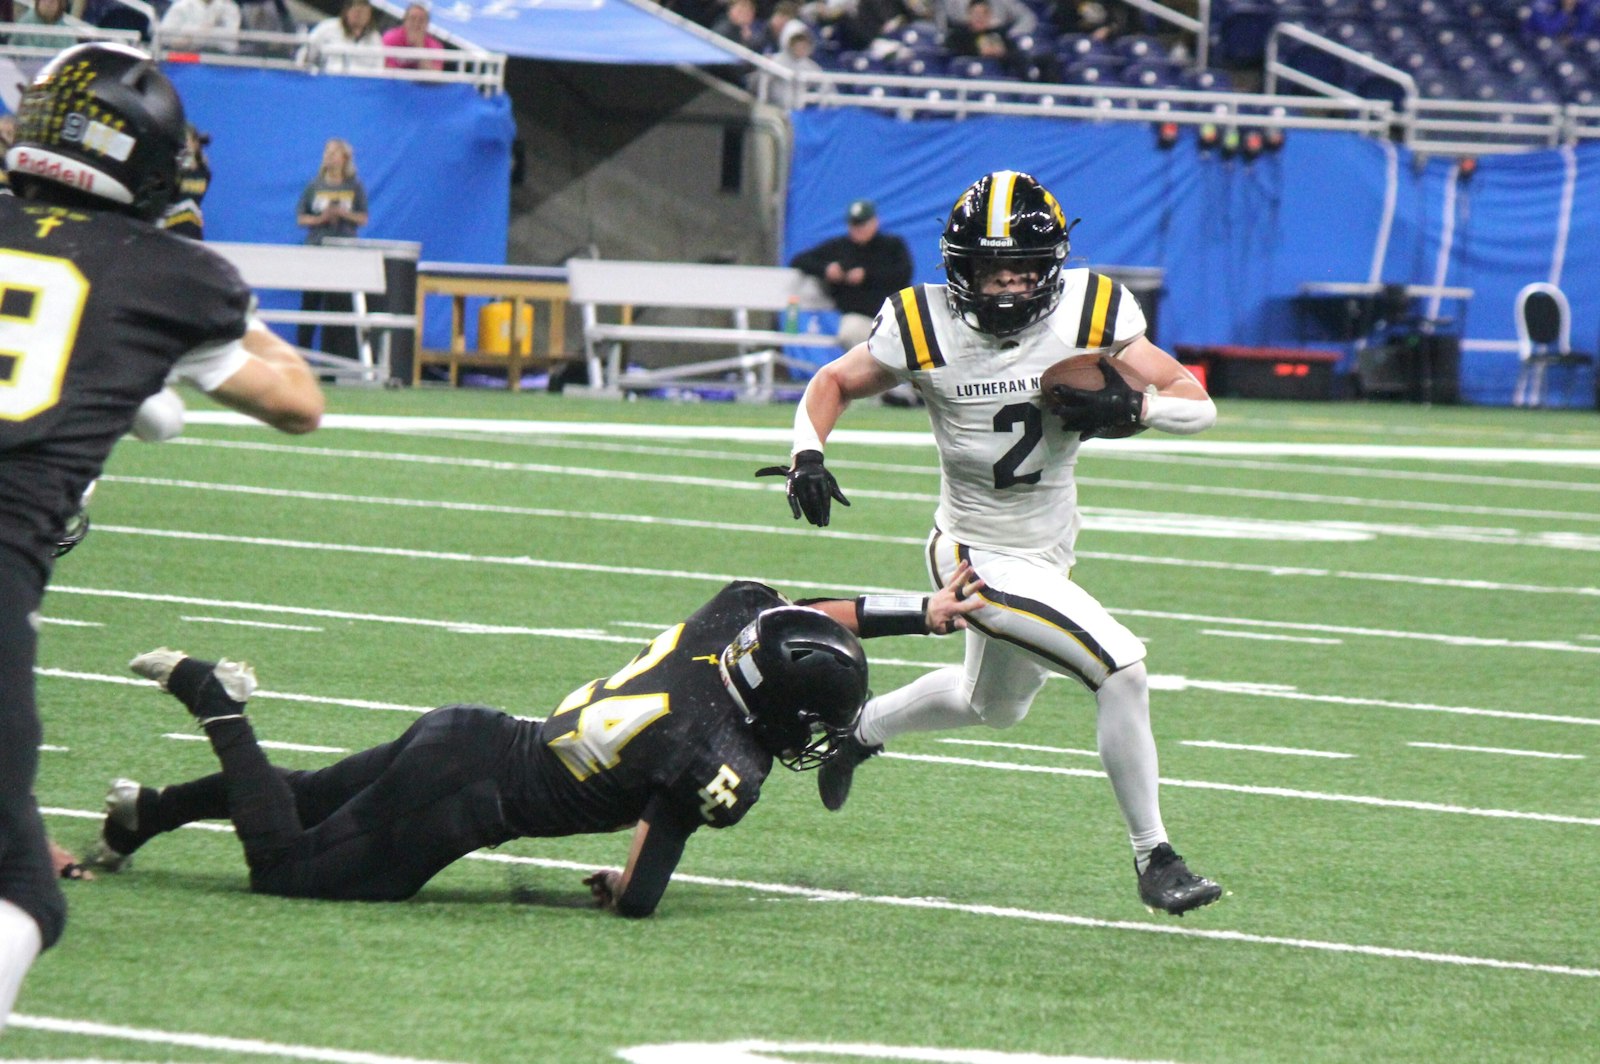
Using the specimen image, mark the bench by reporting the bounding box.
[208,241,418,385]
[564,258,841,400]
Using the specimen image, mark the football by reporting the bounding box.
[1040,354,1151,439]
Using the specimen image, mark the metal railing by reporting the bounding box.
[0,14,505,93]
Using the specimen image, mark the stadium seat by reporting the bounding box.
[1215,3,1276,67]
[1182,68,1227,91]
[1063,58,1126,85]
[840,51,887,75]
[894,54,937,76]
[1056,33,1111,61]
[947,56,1005,79]
[1116,35,1167,61]
[1122,61,1180,88]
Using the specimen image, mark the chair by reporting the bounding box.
[1513,282,1595,407]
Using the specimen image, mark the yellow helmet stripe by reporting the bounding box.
[985,170,1019,239]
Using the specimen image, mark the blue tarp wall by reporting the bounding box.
[785,110,1600,407]
[165,66,513,351]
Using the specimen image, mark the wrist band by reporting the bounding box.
[856,594,930,638]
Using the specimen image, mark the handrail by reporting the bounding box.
[1119,0,1210,71]
[1265,21,1415,114]
[754,67,1394,135]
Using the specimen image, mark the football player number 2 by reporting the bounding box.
[0,251,89,421]
[991,402,1044,489]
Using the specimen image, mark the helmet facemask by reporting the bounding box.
[944,244,1067,337]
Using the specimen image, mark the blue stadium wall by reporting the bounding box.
[784,110,1600,407]
[165,65,513,261]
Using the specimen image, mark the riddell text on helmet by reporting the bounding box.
[10,147,97,192]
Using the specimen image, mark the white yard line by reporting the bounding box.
[163,733,349,753]
[180,615,327,632]
[882,751,1600,827]
[148,440,1600,523]
[1408,742,1584,761]
[60,532,1600,654]
[29,810,1600,985]
[176,413,1600,466]
[1181,740,1354,759]
[7,1014,468,1064]
[1199,629,1344,645]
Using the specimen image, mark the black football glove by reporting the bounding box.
[755,449,850,527]
[1046,357,1143,439]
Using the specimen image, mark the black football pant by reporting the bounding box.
[186,704,520,900]
[0,558,67,949]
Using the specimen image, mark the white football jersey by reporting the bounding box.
[866,268,1147,557]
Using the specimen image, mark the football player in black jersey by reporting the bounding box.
[0,44,324,1027]
[83,567,981,916]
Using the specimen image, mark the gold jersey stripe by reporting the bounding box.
[1074,272,1122,349]
[892,285,945,371]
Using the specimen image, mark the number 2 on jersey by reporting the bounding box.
[991,401,1044,489]
[0,250,90,421]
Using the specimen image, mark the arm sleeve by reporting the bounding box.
[789,238,838,279]
[613,793,699,918]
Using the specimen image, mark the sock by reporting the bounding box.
[0,899,43,1032]
[167,658,249,723]
[1095,662,1168,869]
[856,666,985,747]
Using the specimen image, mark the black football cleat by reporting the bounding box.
[817,732,881,812]
[1137,843,1223,916]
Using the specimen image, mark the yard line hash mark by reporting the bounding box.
[164,733,349,754]
[8,1013,468,1063]
[181,614,326,632]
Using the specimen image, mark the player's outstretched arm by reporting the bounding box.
[755,344,900,526]
[205,326,325,435]
[799,560,986,637]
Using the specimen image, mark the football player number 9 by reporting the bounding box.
[0,250,89,422]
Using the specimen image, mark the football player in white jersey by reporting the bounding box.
[760,170,1223,915]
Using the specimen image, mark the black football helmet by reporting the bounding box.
[942,170,1076,337]
[720,606,869,771]
[5,43,187,221]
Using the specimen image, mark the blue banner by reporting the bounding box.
[413,0,738,64]
[786,109,1598,406]
[166,66,514,264]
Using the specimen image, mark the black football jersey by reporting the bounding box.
[0,198,251,577]
[505,581,786,838]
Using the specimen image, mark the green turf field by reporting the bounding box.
[12,388,1600,1064]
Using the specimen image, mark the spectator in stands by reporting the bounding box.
[303,0,384,71]
[790,198,914,403]
[382,1,444,70]
[939,0,1034,40]
[1053,0,1133,41]
[11,0,75,50]
[765,0,801,51]
[944,0,1028,74]
[713,0,771,52]
[1525,0,1599,39]
[771,19,823,104]
[295,138,369,358]
[159,0,243,52]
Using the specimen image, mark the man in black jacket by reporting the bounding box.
[790,199,914,352]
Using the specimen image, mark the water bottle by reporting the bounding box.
[783,296,800,334]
